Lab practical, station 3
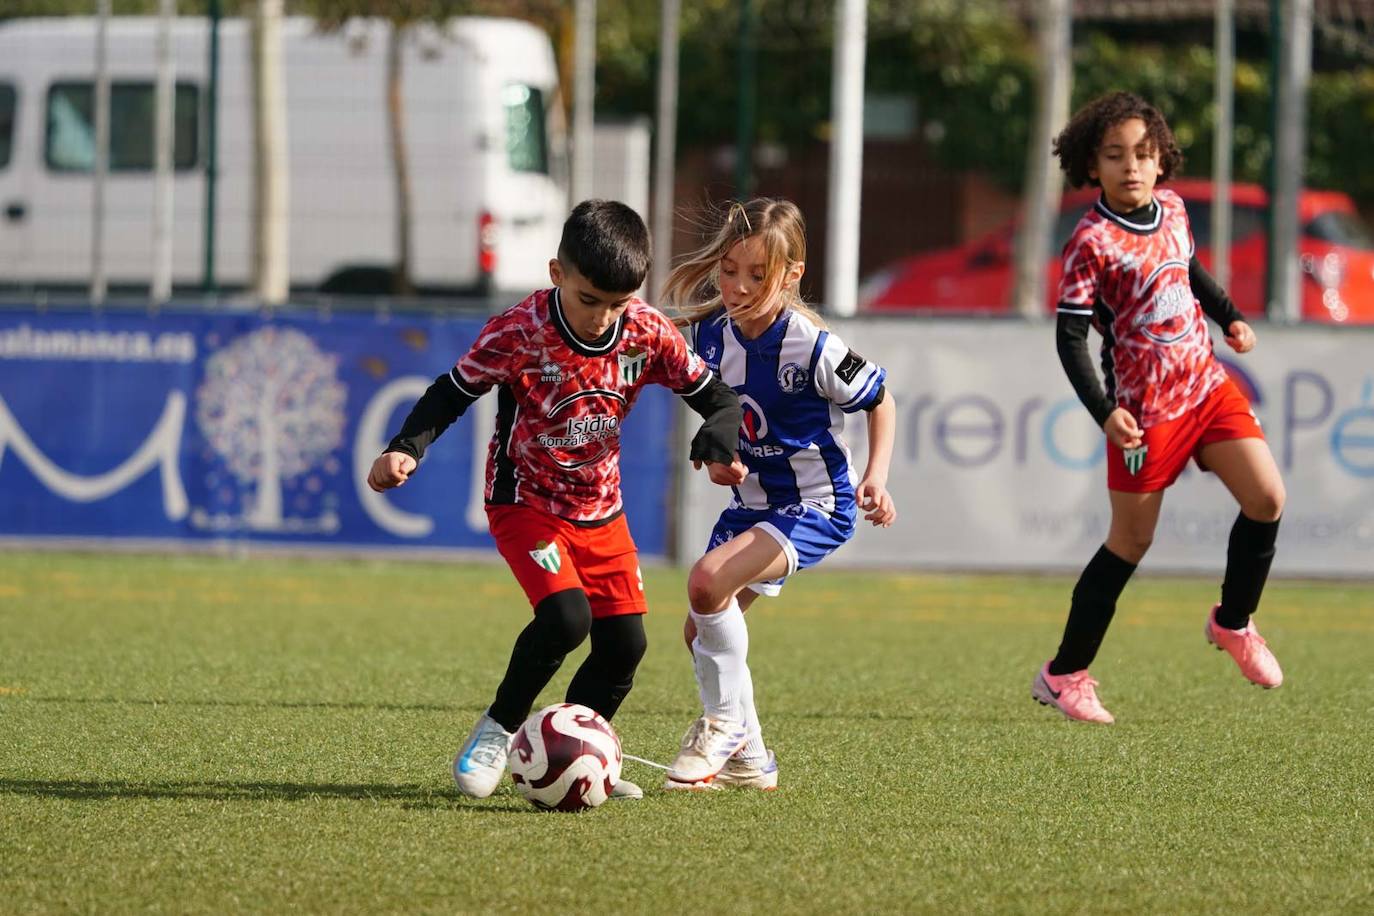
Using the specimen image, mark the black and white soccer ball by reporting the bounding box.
[508,703,623,811]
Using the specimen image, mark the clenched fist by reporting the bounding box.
[367,451,418,492]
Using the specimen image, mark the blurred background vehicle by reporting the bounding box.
[0,16,568,299]
[859,178,1374,323]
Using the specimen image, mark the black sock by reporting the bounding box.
[1216,513,1281,630]
[1048,545,1138,676]
[565,614,648,722]
[487,589,592,733]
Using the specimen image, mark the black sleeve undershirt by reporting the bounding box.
[386,373,479,460]
[678,372,743,464]
[1055,311,1116,428]
[1189,255,1245,331]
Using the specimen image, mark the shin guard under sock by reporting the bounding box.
[1048,545,1138,676]
[1216,513,1281,630]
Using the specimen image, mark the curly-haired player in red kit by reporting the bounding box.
[1031,92,1287,724]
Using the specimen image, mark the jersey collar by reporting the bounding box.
[1094,194,1161,234]
[730,308,791,350]
[550,287,626,357]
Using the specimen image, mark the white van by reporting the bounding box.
[0,16,568,297]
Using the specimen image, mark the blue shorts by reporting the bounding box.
[707,504,855,597]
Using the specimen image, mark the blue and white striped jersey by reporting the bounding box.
[689,308,886,516]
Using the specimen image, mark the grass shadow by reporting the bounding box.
[0,778,538,813]
[21,696,473,714]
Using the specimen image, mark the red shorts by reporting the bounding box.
[486,503,646,618]
[1107,378,1265,493]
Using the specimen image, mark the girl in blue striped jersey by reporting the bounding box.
[660,198,897,790]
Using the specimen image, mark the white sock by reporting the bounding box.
[738,672,767,761]
[690,599,750,723]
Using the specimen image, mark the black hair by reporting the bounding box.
[1052,91,1184,189]
[557,200,651,293]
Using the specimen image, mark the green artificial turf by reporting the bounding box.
[1,551,1371,913]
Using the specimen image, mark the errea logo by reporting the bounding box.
[540,361,563,383]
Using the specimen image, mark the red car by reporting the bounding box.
[860,179,1374,323]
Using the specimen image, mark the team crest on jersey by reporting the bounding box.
[778,362,810,394]
[529,539,562,573]
[619,346,647,385]
[540,361,563,383]
[1123,445,1149,476]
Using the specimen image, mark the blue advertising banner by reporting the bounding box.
[0,307,676,556]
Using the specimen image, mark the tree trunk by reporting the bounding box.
[386,24,414,297]
[248,403,282,529]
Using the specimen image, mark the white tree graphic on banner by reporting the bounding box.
[196,327,347,530]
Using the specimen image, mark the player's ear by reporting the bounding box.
[787,261,805,286]
[549,258,564,286]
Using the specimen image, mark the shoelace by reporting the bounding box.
[1240,628,1270,660]
[467,725,509,767]
[1062,672,1101,703]
[1219,621,1270,656]
[690,717,734,755]
[681,717,707,751]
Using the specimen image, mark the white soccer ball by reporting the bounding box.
[508,703,623,811]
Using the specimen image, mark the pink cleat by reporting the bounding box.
[1205,605,1283,688]
[1031,662,1115,724]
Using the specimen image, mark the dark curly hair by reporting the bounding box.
[1052,91,1183,189]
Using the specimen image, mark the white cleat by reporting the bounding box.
[713,749,779,790]
[451,711,514,799]
[609,777,644,800]
[665,715,748,785]
[663,749,778,791]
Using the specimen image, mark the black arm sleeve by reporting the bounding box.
[1190,255,1245,331]
[679,372,743,464]
[862,385,886,412]
[386,373,479,460]
[1056,310,1116,428]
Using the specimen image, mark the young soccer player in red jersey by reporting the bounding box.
[1031,92,1287,724]
[367,200,743,796]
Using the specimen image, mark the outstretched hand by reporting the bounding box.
[694,453,748,486]
[857,479,896,527]
[367,451,418,492]
[1102,407,1143,450]
[1225,320,1256,353]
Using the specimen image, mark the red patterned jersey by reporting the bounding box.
[452,287,709,522]
[1057,188,1228,427]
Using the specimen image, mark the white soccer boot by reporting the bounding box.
[664,715,748,785]
[713,749,779,790]
[452,711,514,799]
[664,748,778,791]
[609,777,644,800]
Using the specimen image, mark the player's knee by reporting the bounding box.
[533,589,593,653]
[590,616,647,676]
[686,561,728,612]
[1242,484,1285,522]
[1107,532,1153,564]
